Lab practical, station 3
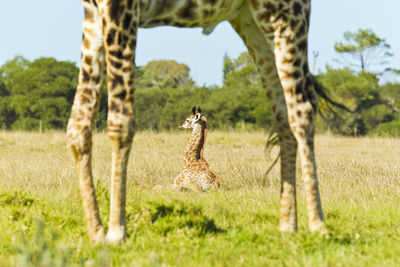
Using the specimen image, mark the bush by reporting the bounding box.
[369,119,400,137]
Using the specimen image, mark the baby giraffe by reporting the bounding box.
[174,106,219,191]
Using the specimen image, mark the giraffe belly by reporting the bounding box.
[139,0,246,29]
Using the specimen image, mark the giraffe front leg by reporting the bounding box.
[101,2,139,244]
[174,172,184,191]
[66,0,106,243]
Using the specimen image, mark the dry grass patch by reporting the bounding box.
[0,131,399,266]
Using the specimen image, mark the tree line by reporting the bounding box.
[0,29,399,136]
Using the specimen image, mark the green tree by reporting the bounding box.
[334,29,393,72]
[138,60,192,89]
[134,87,168,130]
[313,29,400,136]
[379,83,400,114]
[0,56,30,91]
[0,56,78,130]
[0,70,8,97]
[0,69,16,128]
[223,52,258,83]
[316,67,398,135]
[208,56,271,130]
[223,54,233,81]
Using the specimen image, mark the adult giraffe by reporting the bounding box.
[67,0,325,244]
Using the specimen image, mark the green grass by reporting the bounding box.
[0,131,399,266]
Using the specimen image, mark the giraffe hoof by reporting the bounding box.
[309,221,330,236]
[319,226,330,238]
[105,226,126,244]
[279,223,297,232]
[90,228,106,244]
[309,220,324,231]
[311,223,330,237]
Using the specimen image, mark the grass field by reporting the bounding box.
[0,131,399,266]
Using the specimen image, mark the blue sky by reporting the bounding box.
[1,0,399,86]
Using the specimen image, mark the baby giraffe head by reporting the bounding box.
[179,106,206,129]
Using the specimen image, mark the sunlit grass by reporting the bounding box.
[0,131,399,266]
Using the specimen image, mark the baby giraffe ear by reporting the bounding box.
[197,106,202,114]
[192,106,196,115]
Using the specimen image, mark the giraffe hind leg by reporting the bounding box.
[230,4,298,231]
[101,1,140,244]
[249,0,325,232]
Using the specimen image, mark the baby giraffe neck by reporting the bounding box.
[184,122,207,166]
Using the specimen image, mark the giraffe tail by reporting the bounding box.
[262,131,280,187]
[312,75,353,113]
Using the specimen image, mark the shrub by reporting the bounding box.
[369,119,400,137]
